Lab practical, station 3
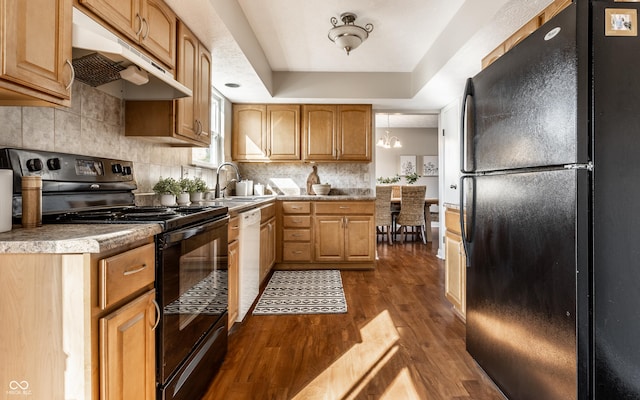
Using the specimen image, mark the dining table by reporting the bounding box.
[390,197,439,242]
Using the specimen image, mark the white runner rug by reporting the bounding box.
[253,270,347,315]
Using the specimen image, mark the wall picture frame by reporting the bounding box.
[421,155,439,176]
[605,8,638,36]
[400,155,417,176]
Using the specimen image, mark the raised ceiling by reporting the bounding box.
[165,0,556,127]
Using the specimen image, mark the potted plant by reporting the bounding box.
[153,177,181,206]
[376,175,401,184]
[176,178,192,205]
[405,172,420,184]
[184,177,208,202]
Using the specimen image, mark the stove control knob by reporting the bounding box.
[112,164,123,174]
[122,166,132,176]
[26,158,43,172]
[47,157,61,170]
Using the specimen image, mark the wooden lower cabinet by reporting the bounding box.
[100,289,156,400]
[0,237,157,400]
[444,208,466,319]
[258,203,276,284]
[276,200,375,269]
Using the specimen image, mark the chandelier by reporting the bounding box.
[328,12,373,55]
[376,114,402,149]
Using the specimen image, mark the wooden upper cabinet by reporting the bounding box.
[302,105,338,161]
[540,0,572,25]
[176,21,210,145]
[268,105,300,160]
[504,18,540,52]
[481,43,505,70]
[338,105,371,161]
[302,104,371,162]
[233,104,268,160]
[79,0,176,69]
[141,0,176,68]
[0,0,73,105]
[232,104,300,161]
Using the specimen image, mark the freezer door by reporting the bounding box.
[465,4,579,172]
[465,169,578,400]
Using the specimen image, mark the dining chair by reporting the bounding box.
[396,185,427,244]
[375,186,394,244]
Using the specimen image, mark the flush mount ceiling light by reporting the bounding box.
[376,114,402,149]
[328,12,374,55]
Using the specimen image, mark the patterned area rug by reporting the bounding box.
[253,270,347,315]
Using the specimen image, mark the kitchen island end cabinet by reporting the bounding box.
[227,215,239,329]
[276,199,375,270]
[444,206,466,320]
[259,203,276,284]
[0,0,73,106]
[0,235,158,400]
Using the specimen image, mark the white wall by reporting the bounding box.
[375,126,439,213]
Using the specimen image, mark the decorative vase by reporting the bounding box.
[160,194,176,206]
[176,193,190,205]
[190,192,204,202]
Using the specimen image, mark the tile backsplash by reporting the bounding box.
[0,82,373,199]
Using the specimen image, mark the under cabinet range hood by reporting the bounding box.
[72,8,192,100]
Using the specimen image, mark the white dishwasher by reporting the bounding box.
[237,208,261,321]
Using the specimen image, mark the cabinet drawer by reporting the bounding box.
[282,242,312,261]
[283,229,311,242]
[229,216,240,242]
[260,203,275,223]
[315,201,374,215]
[99,243,156,310]
[283,215,311,228]
[282,201,311,214]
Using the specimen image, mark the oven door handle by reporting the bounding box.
[159,216,229,248]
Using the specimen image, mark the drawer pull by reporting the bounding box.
[339,206,350,209]
[291,234,302,237]
[291,206,302,210]
[151,299,161,331]
[123,263,148,276]
[230,226,239,230]
[292,219,302,223]
[293,251,303,254]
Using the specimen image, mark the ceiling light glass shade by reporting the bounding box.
[376,131,402,149]
[328,13,373,55]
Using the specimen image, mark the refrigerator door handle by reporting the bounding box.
[459,175,474,267]
[460,77,475,174]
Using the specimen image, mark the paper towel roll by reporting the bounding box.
[0,170,13,233]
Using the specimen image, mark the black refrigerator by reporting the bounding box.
[461,1,640,399]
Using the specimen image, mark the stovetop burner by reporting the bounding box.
[46,205,228,231]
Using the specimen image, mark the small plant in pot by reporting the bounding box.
[184,177,208,202]
[153,177,181,206]
[176,178,192,205]
[405,172,420,184]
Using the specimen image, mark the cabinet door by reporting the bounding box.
[504,18,540,52]
[228,240,239,329]
[79,0,141,42]
[141,0,176,69]
[196,44,212,144]
[267,104,300,160]
[233,104,268,160]
[314,216,344,261]
[176,22,199,139]
[344,216,374,262]
[337,105,371,161]
[2,0,72,101]
[302,105,338,161]
[267,219,276,268]
[445,231,465,317]
[100,289,157,400]
[259,221,270,283]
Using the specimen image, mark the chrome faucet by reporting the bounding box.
[214,162,241,198]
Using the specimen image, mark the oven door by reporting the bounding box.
[157,216,229,384]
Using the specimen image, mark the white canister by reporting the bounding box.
[253,183,264,196]
[236,180,253,196]
[0,170,12,232]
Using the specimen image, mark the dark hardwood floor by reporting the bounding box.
[203,230,505,400]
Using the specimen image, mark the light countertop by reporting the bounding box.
[0,223,162,254]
